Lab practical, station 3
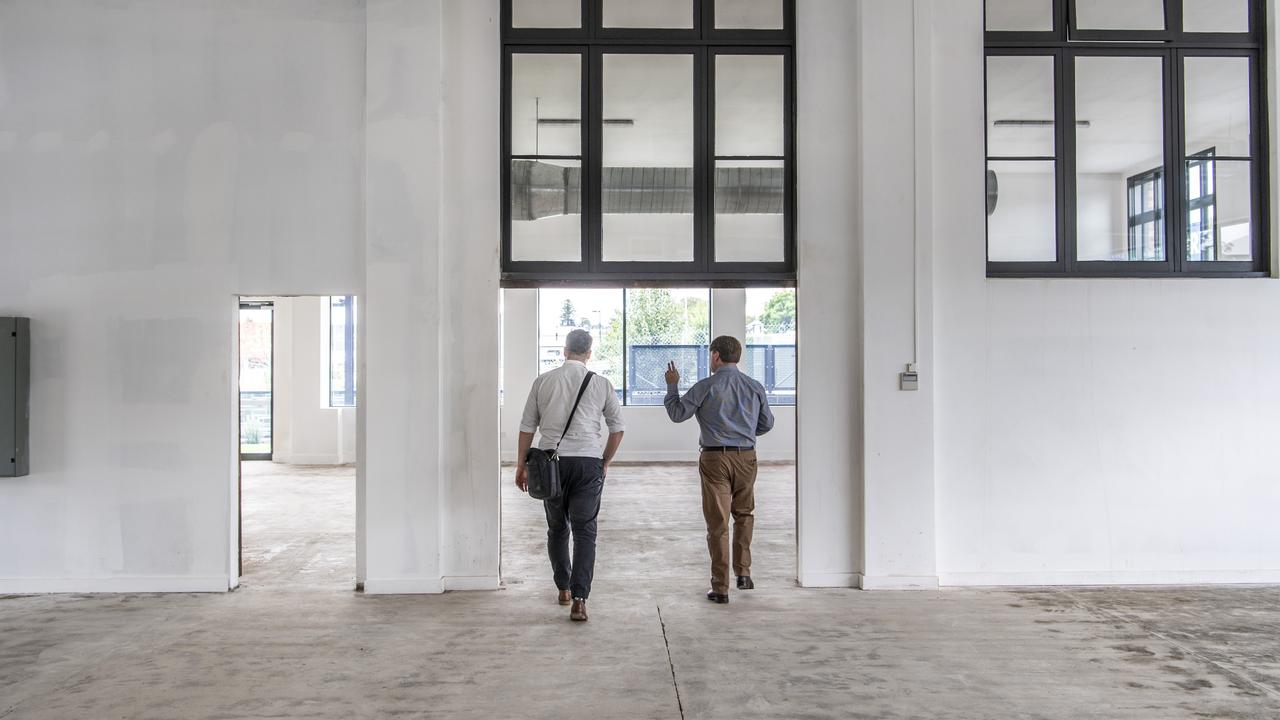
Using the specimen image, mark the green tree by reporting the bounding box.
[559,299,576,327]
[758,290,796,333]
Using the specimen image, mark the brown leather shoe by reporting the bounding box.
[558,589,572,606]
[570,598,588,622]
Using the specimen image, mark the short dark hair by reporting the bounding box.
[565,329,593,356]
[709,335,742,364]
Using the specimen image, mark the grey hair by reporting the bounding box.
[565,328,593,356]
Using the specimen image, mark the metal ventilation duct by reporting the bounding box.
[510,160,784,221]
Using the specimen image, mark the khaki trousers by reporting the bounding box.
[699,449,757,595]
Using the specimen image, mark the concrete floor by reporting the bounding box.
[2,462,1279,719]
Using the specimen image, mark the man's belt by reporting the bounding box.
[701,446,755,452]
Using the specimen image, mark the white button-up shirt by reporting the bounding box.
[520,360,625,459]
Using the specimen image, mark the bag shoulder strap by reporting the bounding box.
[555,371,596,452]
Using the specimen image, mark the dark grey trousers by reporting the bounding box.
[543,457,604,600]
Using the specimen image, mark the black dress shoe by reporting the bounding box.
[736,576,754,590]
[706,590,729,604]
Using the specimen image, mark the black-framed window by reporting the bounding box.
[985,0,1267,277]
[328,296,357,408]
[502,0,795,284]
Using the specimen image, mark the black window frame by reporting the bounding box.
[502,0,796,286]
[985,0,1269,278]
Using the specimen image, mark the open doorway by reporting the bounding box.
[498,287,797,597]
[237,296,359,590]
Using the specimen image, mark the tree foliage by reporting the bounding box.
[757,290,796,333]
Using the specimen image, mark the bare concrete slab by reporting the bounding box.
[2,463,1278,719]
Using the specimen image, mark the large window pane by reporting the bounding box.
[716,54,784,156]
[329,296,357,408]
[602,0,693,28]
[985,0,1053,32]
[601,54,695,262]
[1075,0,1165,30]
[716,54,785,263]
[1184,0,1250,33]
[987,161,1056,262]
[1185,56,1251,158]
[1187,158,1253,261]
[625,289,710,405]
[715,0,784,29]
[239,305,273,458]
[745,288,796,406]
[511,53,582,262]
[512,0,581,28]
[1075,56,1166,262]
[538,289,625,396]
[511,53,580,157]
[986,55,1055,158]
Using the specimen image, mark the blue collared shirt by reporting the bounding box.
[664,364,774,448]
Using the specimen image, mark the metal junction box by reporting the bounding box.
[1,318,30,477]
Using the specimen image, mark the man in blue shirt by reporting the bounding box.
[664,335,775,604]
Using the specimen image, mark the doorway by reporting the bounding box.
[236,296,359,590]
[498,287,798,595]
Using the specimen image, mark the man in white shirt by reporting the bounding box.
[516,329,625,622]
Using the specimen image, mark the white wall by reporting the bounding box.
[0,0,365,592]
[499,289,797,463]
[271,296,357,466]
[931,0,1280,586]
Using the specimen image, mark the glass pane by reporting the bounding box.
[511,159,582,261]
[986,55,1055,158]
[511,0,581,28]
[1184,0,1249,33]
[716,160,784,262]
[1075,0,1165,30]
[715,55,786,263]
[1075,56,1166,262]
[1185,57,1251,158]
[985,0,1053,32]
[987,160,1056,262]
[538,289,625,396]
[716,0,784,29]
[1187,159,1253,261]
[745,288,796,406]
[602,0,693,28]
[624,289,711,405]
[601,54,695,262]
[716,54,784,156]
[329,296,357,407]
[239,306,273,457]
[511,53,581,157]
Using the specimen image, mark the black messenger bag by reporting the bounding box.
[525,371,595,501]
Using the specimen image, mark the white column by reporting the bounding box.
[856,0,937,589]
[711,288,747,343]
[438,0,502,591]
[795,0,864,588]
[362,0,447,593]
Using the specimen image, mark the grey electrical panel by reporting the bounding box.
[1,318,30,477]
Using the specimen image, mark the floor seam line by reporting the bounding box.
[1059,588,1280,702]
[656,603,686,720]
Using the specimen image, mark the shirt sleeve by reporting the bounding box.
[755,388,775,436]
[602,380,625,433]
[519,377,542,434]
[664,378,702,424]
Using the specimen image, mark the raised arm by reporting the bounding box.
[663,362,702,424]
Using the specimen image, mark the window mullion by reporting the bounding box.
[1169,48,1186,273]
[1062,48,1077,273]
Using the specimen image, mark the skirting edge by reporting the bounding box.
[0,576,229,594]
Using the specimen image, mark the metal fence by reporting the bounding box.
[626,344,796,406]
